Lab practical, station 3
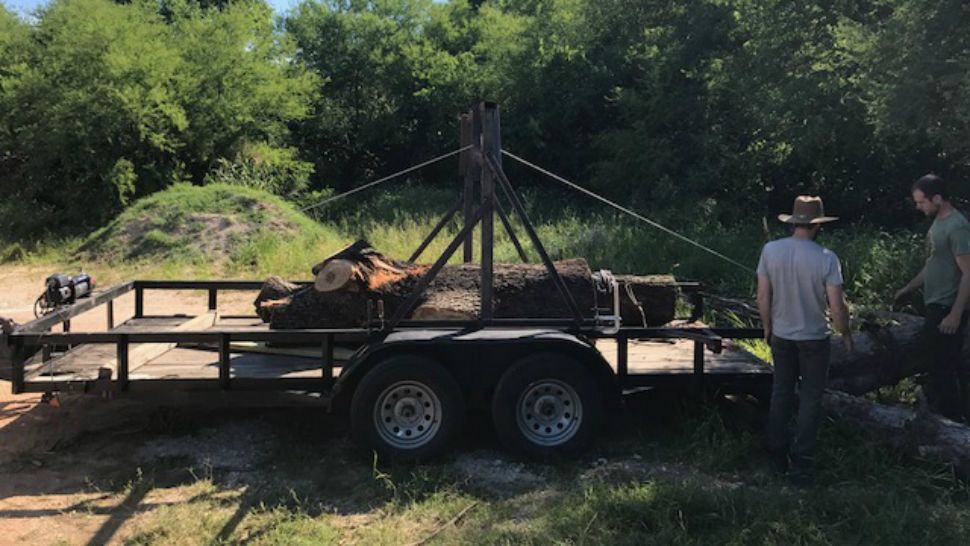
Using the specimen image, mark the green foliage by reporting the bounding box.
[0,0,316,237]
[843,0,970,183]
[78,183,338,272]
[204,142,315,196]
[287,0,485,188]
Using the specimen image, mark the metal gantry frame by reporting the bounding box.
[389,102,583,333]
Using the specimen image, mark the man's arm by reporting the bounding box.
[938,255,970,334]
[757,274,772,343]
[826,284,853,352]
[895,267,926,301]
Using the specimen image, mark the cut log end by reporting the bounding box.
[314,259,357,292]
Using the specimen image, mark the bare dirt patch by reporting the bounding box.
[0,267,275,544]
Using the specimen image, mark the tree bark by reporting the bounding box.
[823,390,970,477]
[254,240,681,328]
[615,274,678,327]
[827,312,927,395]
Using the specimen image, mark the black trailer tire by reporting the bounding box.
[350,355,464,462]
[491,352,604,459]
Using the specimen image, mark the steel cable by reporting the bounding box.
[501,149,755,274]
[300,145,474,213]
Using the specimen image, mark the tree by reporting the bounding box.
[845,0,970,192]
[0,0,316,235]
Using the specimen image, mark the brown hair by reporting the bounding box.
[912,173,948,200]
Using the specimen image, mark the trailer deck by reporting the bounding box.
[7,282,769,397]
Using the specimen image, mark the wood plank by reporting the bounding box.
[125,312,217,375]
[596,338,769,375]
[132,348,346,380]
[26,313,215,382]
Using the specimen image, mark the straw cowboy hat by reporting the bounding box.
[778,195,838,224]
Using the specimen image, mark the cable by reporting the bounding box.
[300,145,474,213]
[501,149,755,274]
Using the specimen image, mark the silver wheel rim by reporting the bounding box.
[374,380,442,449]
[516,379,582,446]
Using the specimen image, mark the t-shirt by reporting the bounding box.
[923,211,970,306]
[756,237,844,341]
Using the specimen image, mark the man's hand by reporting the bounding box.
[939,312,962,335]
[894,287,909,302]
[842,333,854,353]
[764,328,772,344]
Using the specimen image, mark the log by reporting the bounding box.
[265,259,598,329]
[823,390,970,477]
[255,240,681,329]
[253,276,301,323]
[615,274,678,327]
[827,312,926,395]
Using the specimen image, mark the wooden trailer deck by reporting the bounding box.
[21,315,770,389]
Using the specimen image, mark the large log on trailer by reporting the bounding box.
[264,259,598,329]
[254,240,680,328]
[615,274,678,327]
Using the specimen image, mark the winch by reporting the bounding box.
[34,272,96,317]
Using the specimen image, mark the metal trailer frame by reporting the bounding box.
[4,279,765,400]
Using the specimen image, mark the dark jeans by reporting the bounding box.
[767,336,830,468]
[922,304,970,421]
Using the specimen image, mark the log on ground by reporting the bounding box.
[823,390,970,477]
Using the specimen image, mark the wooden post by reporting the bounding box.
[208,289,218,312]
[106,300,114,330]
[479,102,500,320]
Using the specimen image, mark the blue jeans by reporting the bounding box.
[767,336,830,468]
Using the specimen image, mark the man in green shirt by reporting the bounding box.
[896,174,970,421]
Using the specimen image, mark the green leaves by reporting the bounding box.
[2,0,969,239]
[0,0,315,236]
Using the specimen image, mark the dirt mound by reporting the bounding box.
[78,184,319,263]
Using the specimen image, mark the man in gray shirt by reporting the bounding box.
[757,195,853,485]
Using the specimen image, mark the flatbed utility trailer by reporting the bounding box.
[2,103,768,459]
[2,279,767,459]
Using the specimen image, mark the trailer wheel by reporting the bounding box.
[351,355,464,461]
[491,353,603,459]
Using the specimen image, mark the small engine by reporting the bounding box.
[34,272,96,317]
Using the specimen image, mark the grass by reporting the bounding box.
[54,400,970,545]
